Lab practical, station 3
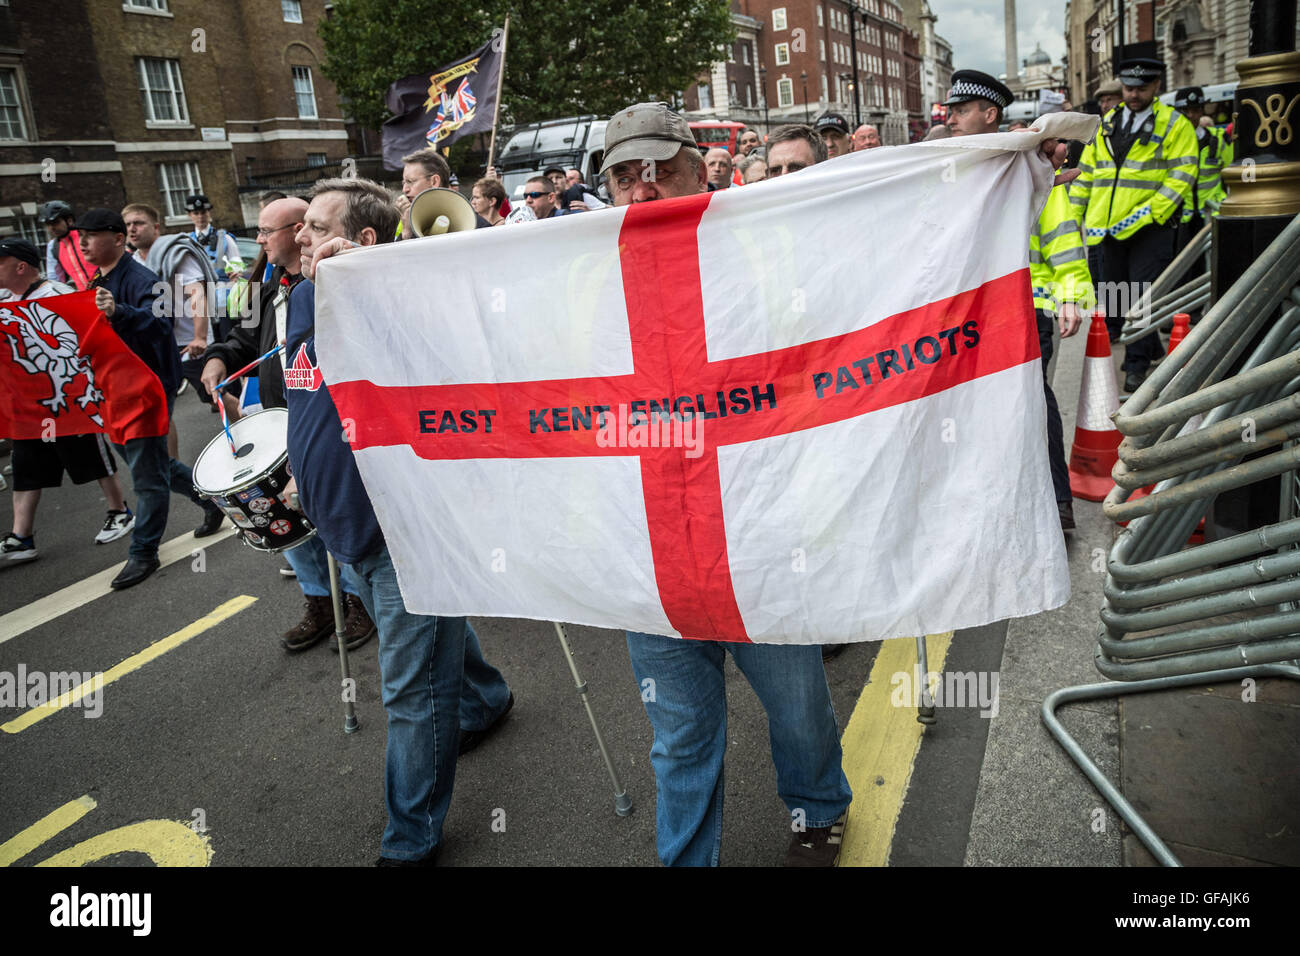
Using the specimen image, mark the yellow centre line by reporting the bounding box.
[1,595,257,735]
[838,631,953,867]
[0,527,238,645]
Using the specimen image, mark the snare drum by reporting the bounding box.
[193,408,316,553]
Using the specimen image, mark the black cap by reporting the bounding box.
[183,194,213,212]
[0,237,41,268]
[944,70,1014,109]
[814,112,851,135]
[1174,86,1205,108]
[75,208,127,234]
[1117,58,1163,87]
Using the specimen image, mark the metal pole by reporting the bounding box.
[552,622,633,816]
[848,4,862,127]
[327,552,359,734]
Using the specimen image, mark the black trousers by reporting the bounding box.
[1099,224,1177,374]
[1036,309,1072,504]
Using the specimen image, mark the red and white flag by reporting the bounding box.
[0,290,168,445]
[317,114,1094,644]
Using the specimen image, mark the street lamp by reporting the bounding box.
[759,66,770,136]
[801,70,809,122]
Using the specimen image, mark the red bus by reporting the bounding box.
[689,120,747,154]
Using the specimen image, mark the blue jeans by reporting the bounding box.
[345,545,511,860]
[285,534,357,599]
[112,435,170,561]
[626,632,853,866]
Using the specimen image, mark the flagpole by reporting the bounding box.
[484,15,510,175]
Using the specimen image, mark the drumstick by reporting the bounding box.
[213,343,285,457]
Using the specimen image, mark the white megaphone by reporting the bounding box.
[409,187,478,237]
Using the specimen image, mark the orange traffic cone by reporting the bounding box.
[1068,310,1122,501]
[1167,312,1191,353]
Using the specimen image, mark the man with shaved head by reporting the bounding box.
[852,124,881,150]
[200,196,378,654]
[704,147,734,189]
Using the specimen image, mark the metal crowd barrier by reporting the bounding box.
[1042,214,1300,866]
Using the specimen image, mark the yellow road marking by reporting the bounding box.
[838,632,953,867]
[36,820,211,867]
[0,526,237,645]
[0,794,96,867]
[1,595,257,734]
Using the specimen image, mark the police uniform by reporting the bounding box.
[1069,58,1199,391]
[1173,86,1227,248]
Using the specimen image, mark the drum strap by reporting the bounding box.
[274,280,291,371]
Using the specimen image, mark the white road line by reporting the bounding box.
[0,527,237,645]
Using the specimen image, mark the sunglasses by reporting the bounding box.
[522,191,550,199]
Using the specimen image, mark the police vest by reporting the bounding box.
[1031,185,1094,314]
[1068,100,1200,245]
[1181,125,1228,222]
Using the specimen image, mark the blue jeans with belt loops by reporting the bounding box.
[344,545,511,860]
[625,631,853,866]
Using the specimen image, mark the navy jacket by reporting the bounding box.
[97,253,181,397]
[283,280,384,564]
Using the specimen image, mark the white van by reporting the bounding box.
[497,116,609,201]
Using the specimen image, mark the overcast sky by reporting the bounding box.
[929,0,1068,80]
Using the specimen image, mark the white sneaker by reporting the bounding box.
[279,562,297,578]
[1,533,37,564]
[95,509,135,544]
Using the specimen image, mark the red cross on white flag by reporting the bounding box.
[317,115,1092,644]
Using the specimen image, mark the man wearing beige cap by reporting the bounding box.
[600,102,853,868]
[1094,79,1122,114]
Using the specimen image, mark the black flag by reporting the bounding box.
[381,33,503,170]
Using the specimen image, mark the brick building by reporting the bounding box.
[682,1,925,145]
[0,0,351,243]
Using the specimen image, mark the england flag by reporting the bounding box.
[316,112,1097,644]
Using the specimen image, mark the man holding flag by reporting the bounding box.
[600,104,853,868]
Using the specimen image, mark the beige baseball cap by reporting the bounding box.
[600,102,698,175]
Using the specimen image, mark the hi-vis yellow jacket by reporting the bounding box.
[1180,124,1228,222]
[1069,100,1199,245]
[1031,184,1095,314]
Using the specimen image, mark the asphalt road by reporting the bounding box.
[1,394,1005,867]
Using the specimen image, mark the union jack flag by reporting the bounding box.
[427,79,477,144]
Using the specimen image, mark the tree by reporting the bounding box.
[320,0,735,131]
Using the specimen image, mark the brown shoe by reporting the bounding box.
[281,595,334,653]
[330,594,376,653]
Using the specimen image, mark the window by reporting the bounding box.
[292,65,317,119]
[746,84,754,107]
[821,73,828,100]
[281,0,302,22]
[817,5,823,27]
[158,161,202,219]
[775,43,790,66]
[125,0,169,10]
[819,39,826,61]
[729,79,737,101]
[136,57,189,124]
[777,77,794,107]
[307,152,327,167]
[742,43,750,65]
[698,82,712,110]
[773,7,787,31]
[0,67,30,141]
[14,215,43,246]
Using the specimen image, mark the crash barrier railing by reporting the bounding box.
[1042,213,1300,866]
[1118,222,1212,345]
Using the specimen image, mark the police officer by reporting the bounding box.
[1173,86,1227,250]
[184,194,243,342]
[1069,57,1198,393]
[945,69,1091,532]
